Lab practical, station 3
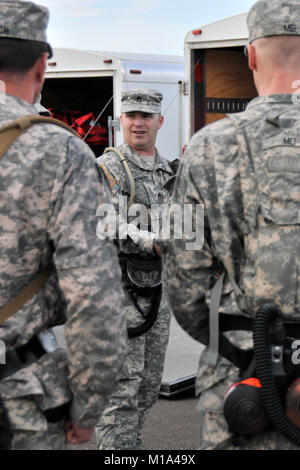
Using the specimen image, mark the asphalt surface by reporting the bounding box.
[54,318,202,451]
[66,388,200,451]
[142,389,200,451]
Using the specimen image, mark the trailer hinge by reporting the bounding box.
[108,116,120,147]
[179,80,189,96]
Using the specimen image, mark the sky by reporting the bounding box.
[38,0,256,56]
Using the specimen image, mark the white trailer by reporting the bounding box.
[43,48,185,161]
[184,12,257,145]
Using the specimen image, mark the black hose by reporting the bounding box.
[253,303,300,445]
[127,286,162,338]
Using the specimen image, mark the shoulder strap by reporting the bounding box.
[0,265,53,325]
[206,271,225,366]
[0,114,78,159]
[103,147,135,209]
[206,271,253,369]
[205,114,254,368]
[0,114,76,323]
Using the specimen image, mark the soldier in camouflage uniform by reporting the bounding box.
[95,89,175,450]
[160,0,300,450]
[0,0,127,450]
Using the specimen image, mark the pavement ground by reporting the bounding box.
[66,388,200,451]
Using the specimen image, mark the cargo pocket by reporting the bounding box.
[197,370,240,450]
[0,349,71,431]
[3,397,47,432]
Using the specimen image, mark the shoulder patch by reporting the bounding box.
[99,163,116,190]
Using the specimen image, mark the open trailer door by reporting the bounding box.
[184,12,257,143]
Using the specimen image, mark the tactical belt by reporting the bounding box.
[206,271,300,371]
[0,336,45,381]
[0,335,69,422]
[216,313,300,372]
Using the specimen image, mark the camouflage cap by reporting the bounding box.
[247,0,300,43]
[0,0,53,57]
[121,89,163,114]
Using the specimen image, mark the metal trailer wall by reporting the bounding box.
[44,48,185,161]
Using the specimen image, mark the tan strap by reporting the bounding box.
[104,147,135,209]
[0,265,53,325]
[0,114,78,159]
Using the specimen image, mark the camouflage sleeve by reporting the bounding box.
[48,137,127,427]
[160,135,218,346]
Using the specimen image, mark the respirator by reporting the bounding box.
[223,304,300,445]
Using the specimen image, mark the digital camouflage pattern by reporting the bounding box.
[98,143,174,254]
[121,89,163,114]
[95,143,174,449]
[0,1,52,55]
[161,94,300,450]
[247,0,300,43]
[0,94,127,449]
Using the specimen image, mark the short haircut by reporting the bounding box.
[0,38,49,74]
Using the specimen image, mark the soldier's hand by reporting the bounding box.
[66,420,94,444]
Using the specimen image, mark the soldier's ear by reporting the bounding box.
[248,44,257,71]
[33,53,48,84]
[158,115,164,129]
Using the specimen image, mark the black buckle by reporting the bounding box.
[0,336,46,380]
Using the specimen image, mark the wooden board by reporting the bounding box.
[206,49,257,99]
[205,49,257,125]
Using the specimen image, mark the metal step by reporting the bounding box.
[160,315,204,397]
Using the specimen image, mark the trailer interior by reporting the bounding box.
[41,76,114,157]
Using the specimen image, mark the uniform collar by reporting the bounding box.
[0,93,37,114]
[119,143,173,173]
[246,94,295,111]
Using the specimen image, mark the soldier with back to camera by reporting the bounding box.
[161,0,300,450]
[0,0,127,450]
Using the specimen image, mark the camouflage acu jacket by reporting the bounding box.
[97,143,174,254]
[0,94,127,429]
[161,94,300,388]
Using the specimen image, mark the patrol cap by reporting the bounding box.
[247,0,300,43]
[121,89,163,114]
[0,0,53,58]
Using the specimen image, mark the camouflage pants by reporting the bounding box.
[198,367,300,450]
[96,289,170,450]
[3,397,67,450]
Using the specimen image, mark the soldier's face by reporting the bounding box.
[121,112,164,155]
